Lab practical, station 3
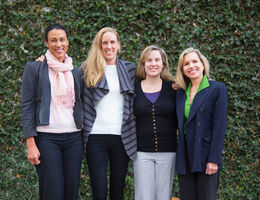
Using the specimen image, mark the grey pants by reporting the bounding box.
[133,151,176,200]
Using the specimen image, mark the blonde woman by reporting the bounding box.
[175,47,228,200]
[133,45,178,200]
[81,27,136,200]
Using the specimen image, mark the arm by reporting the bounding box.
[21,62,38,138]
[207,83,228,173]
[21,62,41,165]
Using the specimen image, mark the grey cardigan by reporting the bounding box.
[82,58,137,160]
[21,60,83,139]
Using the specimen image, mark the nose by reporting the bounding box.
[107,42,112,48]
[56,40,62,46]
[151,59,156,65]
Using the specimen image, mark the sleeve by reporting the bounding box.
[207,82,228,164]
[21,62,38,138]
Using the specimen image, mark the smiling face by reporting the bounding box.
[183,52,204,81]
[45,29,69,62]
[101,31,120,65]
[144,50,163,79]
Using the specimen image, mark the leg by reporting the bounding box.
[86,135,109,200]
[109,135,129,200]
[63,131,83,200]
[155,152,176,200]
[35,133,64,200]
[133,152,156,200]
[178,171,198,200]
[197,171,219,200]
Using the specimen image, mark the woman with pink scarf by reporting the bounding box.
[21,24,83,200]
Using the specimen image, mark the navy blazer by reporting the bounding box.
[176,80,228,175]
[21,59,83,139]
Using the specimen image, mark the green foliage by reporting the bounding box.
[0,0,259,199]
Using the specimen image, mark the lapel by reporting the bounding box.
[176,89,186,132]
[39,60,51,99]
[38,60,51,123]
[116,58,135,121]
[186,84,211,126]
[116,58,135,94]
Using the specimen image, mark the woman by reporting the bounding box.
[81,27,136,200]
[21,24,83,200]
[133,45,178,200]
[175,47,228,200]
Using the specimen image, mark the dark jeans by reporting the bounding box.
[35,131,83,200]
[178,140,219,200]
[86,134,129,200]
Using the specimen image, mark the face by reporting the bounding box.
[183,52,204,81]
[101,31,120,65]
[144,50,163,78]
[45,29,69,62]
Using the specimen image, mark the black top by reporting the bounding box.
[134,80,178,152]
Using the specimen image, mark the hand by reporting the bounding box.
[35,55,44,62]
[26,137,41,165]
[172,82,179,90]
[205,162,218,175]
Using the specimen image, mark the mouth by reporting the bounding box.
[104,50,114,55]
[55,49,64,53]
[188,68,198,74]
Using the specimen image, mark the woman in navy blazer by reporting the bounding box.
[175,47,228,200]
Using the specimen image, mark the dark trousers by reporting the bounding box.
[178,141,219,200]
[86,134,129,200]
[35,131,83,200]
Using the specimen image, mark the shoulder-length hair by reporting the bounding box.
[176,47,210,90]
[136,45,174,81]
[81,27,121,87]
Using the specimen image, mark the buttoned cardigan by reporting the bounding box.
[82,58,137,160]
[134,80,178,152]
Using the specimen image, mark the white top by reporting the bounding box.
[91,65,124,135]
[37,68,80,133]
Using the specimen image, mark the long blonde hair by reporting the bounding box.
[136,45,174,81]
[81,27,121,87]
[176,47,210,90]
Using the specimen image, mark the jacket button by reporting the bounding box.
[197,122,200,127]
[197,137,201,142]
[200,107,203,112]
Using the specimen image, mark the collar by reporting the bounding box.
[185,74,210,99]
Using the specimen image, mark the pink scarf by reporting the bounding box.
[45,50,75,108]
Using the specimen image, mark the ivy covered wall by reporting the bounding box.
[0,0,259,199]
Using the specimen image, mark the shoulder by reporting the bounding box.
[23,61,44,76]
[25,61,41,69]
[209,80,227,92]
[118,59,136,70]
[163,80,177,94]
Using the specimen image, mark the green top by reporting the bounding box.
[184,75,210,131]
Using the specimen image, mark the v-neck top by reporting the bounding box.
[134,80,178,152]
[184,75,210,130]
[144,91,161,104]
